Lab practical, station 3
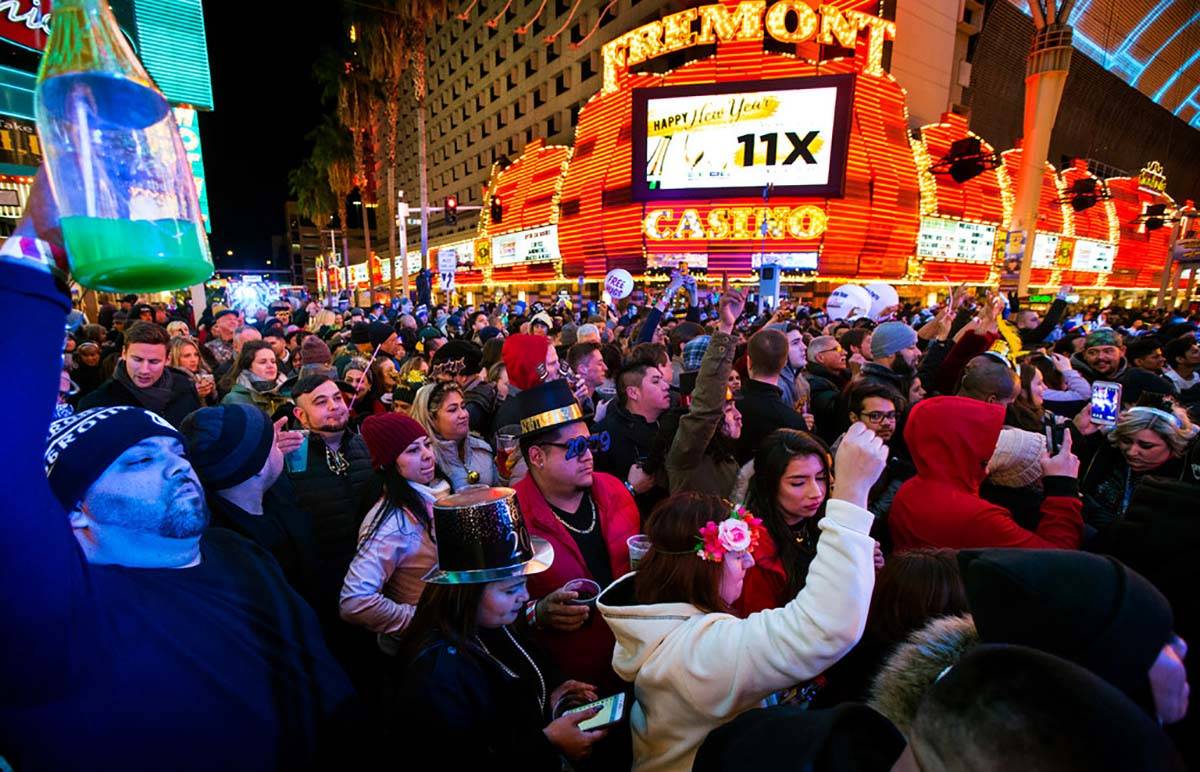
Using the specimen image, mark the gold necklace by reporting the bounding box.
[551,494,596,535]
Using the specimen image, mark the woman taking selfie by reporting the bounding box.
[169,335,217,405]
[598,424,886,771]
[411,381,498,492]
[397,487,608,768]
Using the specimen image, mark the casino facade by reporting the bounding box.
[368,0,1200,306]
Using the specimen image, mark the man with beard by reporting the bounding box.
[510,378,640,695]
[1071,328,1128,383]
[288,374,381,684]
[858,321,920,395]
[80,320,203,428]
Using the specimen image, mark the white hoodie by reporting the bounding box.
[597,499,876,772]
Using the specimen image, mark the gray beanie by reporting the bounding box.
[871,321,918,360]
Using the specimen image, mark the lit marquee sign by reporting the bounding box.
[751,252,818,269]
[917,217,997,264]
[644,205,828,240]
[602,1,895,91]
[492,225,560,266]
[1031,233,1059,269]
[633,75,854,200]
[1072,237,1116,272]
[436,238,476,267]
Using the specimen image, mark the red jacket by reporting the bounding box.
[734,531,789,617]
[515,472,640,690]
[889,396,1083,551]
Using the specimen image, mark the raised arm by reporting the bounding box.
[0,171,90,699]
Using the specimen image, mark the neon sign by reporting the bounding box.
[602,1,896,92]
[644,205,829,240]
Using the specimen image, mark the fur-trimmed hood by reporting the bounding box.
[868,614,979,736]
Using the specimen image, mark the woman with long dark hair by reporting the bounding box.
[396,487,607,768]
[221,339,290,417]
[739,429,836,616]
[341,414,450,653]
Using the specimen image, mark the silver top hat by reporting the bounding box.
[422,486,554,585]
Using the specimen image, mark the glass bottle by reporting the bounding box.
[34,0,212,292]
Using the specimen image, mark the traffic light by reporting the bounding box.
[444,195,458,226]
[490,195,503,224]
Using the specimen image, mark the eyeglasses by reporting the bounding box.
[860,411,898,423]
[540,431,611,460]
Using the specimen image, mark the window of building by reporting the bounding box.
[581,55,595,80]
[534,88,545,108]
[556,71,568,95]
[546,114,559,137]
[525,55,536,78]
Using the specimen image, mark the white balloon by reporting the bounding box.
[825,284,872,321]
[864,282,899,320]
[604,268,634,300]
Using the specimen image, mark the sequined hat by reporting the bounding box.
[422,486,554,584]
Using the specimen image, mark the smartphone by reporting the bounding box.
[564,693,627,731]
[1090,381,1122,426]
[1044,422,1066,454]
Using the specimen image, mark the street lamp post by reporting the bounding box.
[1014,1,1077,298]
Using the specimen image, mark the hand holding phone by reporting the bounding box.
[1090,381,1122,426]
[563,693,626,731]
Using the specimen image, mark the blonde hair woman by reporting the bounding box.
[169,336,217,405]
[409,381,497,492]
[308,308,340,333]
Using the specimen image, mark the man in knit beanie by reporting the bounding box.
[179,405,318,600]
[858,320,920,394]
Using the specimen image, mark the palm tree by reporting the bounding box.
[309,115,357,302]
[288,159,337,296]
[359,0,450,301]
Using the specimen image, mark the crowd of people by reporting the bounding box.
[3,176,1197,770]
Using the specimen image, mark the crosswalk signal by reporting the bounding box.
[490,195,503,225]
[444,195,458,226]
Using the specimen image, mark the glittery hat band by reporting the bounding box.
[519,403,584,434]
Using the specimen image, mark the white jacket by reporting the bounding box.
[597,499,876,772]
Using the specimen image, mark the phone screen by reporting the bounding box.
[565,693,626,731]
[1090,381,1122,425]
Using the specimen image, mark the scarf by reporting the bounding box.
[114,362,176,415]
[411,478,452,506]
[236,369,283,394]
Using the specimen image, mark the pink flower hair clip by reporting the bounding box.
[696,504,766,562]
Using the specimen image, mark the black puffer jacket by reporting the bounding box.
[286,431,380,621]
[805,362,850,445]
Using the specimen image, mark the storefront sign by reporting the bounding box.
[751,251,817,269]
[491,225,560,267]
[0,0,51,51]
[1071,237,1115,272]
[632,74,853,200]
[644,204,828,240]
[1138,161,1167,194]
[917,216,996,264]
[436,238,475,267]
[602,1,895,92]
[1031,232,1059,269]
[645,252,709,270]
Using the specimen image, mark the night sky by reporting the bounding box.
[198,2,343,272]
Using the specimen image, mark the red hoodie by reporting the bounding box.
[889,396,1083,551]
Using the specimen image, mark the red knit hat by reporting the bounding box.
[361,413,428,470]
[503,333,552,391]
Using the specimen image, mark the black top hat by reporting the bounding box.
[509,379,590,437]
[422,487,554,585]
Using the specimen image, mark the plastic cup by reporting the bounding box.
[284,431,310,474]
[627,535,651,570]
[564,578,601,608]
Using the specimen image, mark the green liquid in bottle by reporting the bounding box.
[60,216,212,293]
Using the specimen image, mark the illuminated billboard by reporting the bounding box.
[751,252,818,270]
[1072,237,1116,272]
[631,75,855,201]
[917,217,997,264]
[492,225,560,267]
